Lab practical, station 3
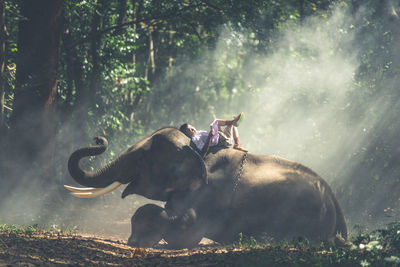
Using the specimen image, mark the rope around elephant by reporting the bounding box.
[233,151,248,192]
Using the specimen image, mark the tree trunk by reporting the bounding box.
[89,0,104,99]
[298,0,305,20]
[143,29,157,130]
[60,18,74,123]
[0,0,5,145]
[116,0,128,35]
[4,0,63,187]
[130,1,141,116]
[0,0,6,182]
[69,0,105,143]
[384,0,400,69]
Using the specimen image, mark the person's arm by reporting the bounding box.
[201,128,215,156]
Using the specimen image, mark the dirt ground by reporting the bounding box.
[0,232,265,266]
[1,230,389,267]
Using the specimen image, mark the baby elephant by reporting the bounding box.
[128,204,201,248]
[128,204,168,247]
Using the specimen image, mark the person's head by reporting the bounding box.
[179,123,197,138]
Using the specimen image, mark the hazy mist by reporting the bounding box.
[166,6,398,230]
[0,4,398,241]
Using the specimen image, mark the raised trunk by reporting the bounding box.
[67,136,141,188]
[68,137,113,187]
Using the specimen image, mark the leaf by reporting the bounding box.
[385,256,400,263]
[132,248,147,258]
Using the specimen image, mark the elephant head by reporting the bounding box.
[127,204,169,247]
[65,127,207,201]
[128,204,202,248]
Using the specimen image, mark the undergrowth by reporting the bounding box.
[0,224,40,235]
[231,222,400,266]
[0,221,399,266]
[0,223,78,236]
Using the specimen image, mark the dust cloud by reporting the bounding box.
[165,7,362,173]
[0,4,397,241]
[163,6,398,230]
[0,118,160,240]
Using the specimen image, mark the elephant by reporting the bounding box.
[127,204,167,248]
[127,204,199,248]
[66,127,347,248]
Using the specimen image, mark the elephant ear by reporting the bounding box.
[181,145,208,185]
[150,130,208,192]
[121,128,208,199]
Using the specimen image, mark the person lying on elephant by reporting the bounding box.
[179,112,247,155]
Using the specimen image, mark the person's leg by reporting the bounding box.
[223,124,233,139]
[215,119,232,127]
[232,126,248,152]
[232,126,239,142]
[217,124,233,147]
[215,112,244,127]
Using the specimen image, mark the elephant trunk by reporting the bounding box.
[68,136,122,188]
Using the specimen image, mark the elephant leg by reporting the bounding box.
[164,208,204,249]
[128,204,204,249]
[127,204,169,247]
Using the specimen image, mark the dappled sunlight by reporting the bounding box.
[0,1,399,265]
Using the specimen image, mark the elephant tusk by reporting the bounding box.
[63,185,103,193]
[69,182,122,198]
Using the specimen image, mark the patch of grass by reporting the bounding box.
[0,222,80,236]
[230,222,400,266]
[0,221,400,266]
[233,233,260,249]
[0,223,39,235]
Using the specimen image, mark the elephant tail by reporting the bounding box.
[332,195,348,240]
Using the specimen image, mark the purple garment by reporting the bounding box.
[191,120,219,150]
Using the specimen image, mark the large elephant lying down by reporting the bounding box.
[66,127,347,248]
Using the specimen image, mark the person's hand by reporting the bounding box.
[210,127,215,136]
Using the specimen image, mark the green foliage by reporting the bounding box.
[0,224,39,235]
[375,222,400,252]
[1,221,400,265]
[0,222,81,236]
[2,0,347,153]
[233,233,260,249]
[1,0,400,241]
[229,221,400,266]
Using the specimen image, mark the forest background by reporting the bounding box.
[0,0,399,239]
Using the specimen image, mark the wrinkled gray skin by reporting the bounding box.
[68,127,347,248]
[128,204,199,248]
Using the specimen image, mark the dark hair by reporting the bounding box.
[179,123,190,137]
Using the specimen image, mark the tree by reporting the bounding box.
[0,0,6,144]
[2,0,63,188]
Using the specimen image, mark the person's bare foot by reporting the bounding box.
[232,112,244,127]
[234,143,248,152]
